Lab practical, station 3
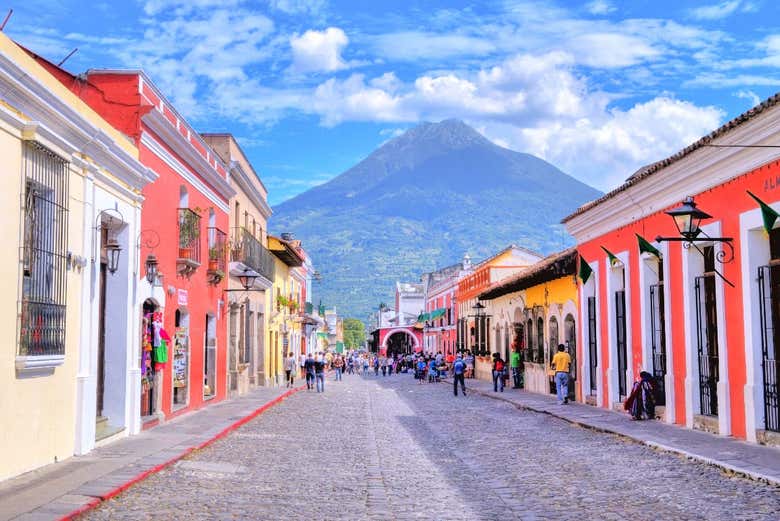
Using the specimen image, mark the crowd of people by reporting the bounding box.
[285,344,654,422]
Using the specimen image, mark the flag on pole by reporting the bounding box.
[747,190,780,234]
[578,254,593,283]
[636,233,661,258]
[600,246,622,267]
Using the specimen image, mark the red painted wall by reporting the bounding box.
[576,157,780,439]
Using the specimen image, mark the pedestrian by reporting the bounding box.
[551,344,572,404]
[347,355,354,375]
[304,352,316,390]
[381,356,388,376]
[387,356,394,375]
[333,353,344,381]
[284,352,297,388]
[373,356,379,376]
[315,353,326,393]
[624,371,656,420]
[428,358,437,383]
[510,343,523,389]
[416,357,426,384]
[362,356,369,376]
[492,352,506,392]
[465,350,475,379]
[452,354,467,396]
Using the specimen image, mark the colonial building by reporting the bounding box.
[267,234,305,385]
[421,258,468,356]
[35,62,235,427]
[202,134,274,396]
[564,93,780,445]
[478,249,578,397]
[456,245,543,380]
[0,34,153,479]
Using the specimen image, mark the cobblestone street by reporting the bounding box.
[82,373,780,521]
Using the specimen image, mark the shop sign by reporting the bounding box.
[178,289,188,306]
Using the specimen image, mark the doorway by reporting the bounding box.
[204,313,216,397]
[173,308,190,408]
[141,299,159,418]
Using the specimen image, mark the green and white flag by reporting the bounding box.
[636,233,661,258]
[600,246,622,267]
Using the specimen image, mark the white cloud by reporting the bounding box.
[585,1,616,15]
[569,33,661,68]
[688,1,743,20]
[735,89,762,107]
[370,31,496,61]
[267,0,326,15]
[289,27,349,73]
[143,0,242,16]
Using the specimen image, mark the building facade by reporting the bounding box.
[478,249,578,397]
[36,64,236,426]
[456,246,543,380]
[421,261,464,356]
[564,93,780,444]
[202,134,274,396]
[0,35,153,479]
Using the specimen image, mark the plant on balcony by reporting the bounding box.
[178,208,201,259]
[288,300,298,312]
[277,295,289,310]
[208,246,222,272]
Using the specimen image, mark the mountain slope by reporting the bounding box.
[271,119,601,320]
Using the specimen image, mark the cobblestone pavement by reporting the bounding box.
[81,373,780,521]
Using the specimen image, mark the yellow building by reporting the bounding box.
[478,248,579,399]
[267,235,305,385]
[202,134,273,394]
[0,34,154,480]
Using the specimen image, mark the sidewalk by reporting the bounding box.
[444,376,780,486]
[0,385,302,521]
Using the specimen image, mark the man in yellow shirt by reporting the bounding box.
[551,344,572,405]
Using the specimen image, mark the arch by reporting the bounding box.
[513,307,524,323]
[381,328,420,349]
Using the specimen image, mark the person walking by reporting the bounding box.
[284,352,297,388]
[304,352,316,390]
[381,356,388,376]
[624,371,656,420]
[492,353,506,392]
[315,353,326,393]
[465,350,475,379]
[373,356,380,376]
[333,354,344,381]
[510,345,523,389]
[551,344,572,404]
[452,354,467,396]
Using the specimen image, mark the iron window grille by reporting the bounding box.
[536,316,544,364]
[650,280,667,406]
[18,142,69,357]
[587,297,598,392]
[177,207,201,264]
[526,318,534,362]
[758,264,780,432]
[207,227,227,273]
[615,290,628,398]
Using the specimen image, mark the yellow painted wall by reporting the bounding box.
[524,276,578,308]
[0,125,84,481]
[265,256,289,383]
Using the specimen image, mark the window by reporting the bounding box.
[588,297,597,393]
[650,258,667,406]
[615,289,628,398]
[526,318,534,361]
[548,316,559,364]
[695,246,719,416]
[536,316,544,363]
[18,142,69,357]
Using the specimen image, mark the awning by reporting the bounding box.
[336,341,344,353]
[429,308,447,320]
[317,332,328,339]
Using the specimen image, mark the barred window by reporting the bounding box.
[18,142,69,357]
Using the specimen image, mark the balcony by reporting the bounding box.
[230,227,275,283]
[177,208,201,277]
[207,227,227,285]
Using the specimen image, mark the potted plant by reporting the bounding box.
[277,295,289,311]
[208,246,221,272]
[288,300,298,313]
[178,208,201,259]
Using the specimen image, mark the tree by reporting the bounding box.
[343,318,366,349]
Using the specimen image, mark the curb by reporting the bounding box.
[441,379,780,487]
[59,386,304,520]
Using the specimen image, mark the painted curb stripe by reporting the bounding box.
[58,386,304,520]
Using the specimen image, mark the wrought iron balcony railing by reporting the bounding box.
[207,227,227,285]
[177,208,201,265]
[231,227,275,282]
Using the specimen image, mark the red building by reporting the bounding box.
[421,260,467,356]
[564,93,780,444]
[36,63,234,427]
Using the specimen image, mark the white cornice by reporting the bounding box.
[0,53,156,193]
[566,104,780,243]
[142,109,235,203]
[141,131,231,213]
[228,160,272,219]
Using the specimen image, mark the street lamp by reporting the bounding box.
[144,254,159,284]
[655,196,734,286]
[471,301,489,356]
[105,234,122,274]
[238,267,260,290]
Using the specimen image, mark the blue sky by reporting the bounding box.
[8,0,780,205]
